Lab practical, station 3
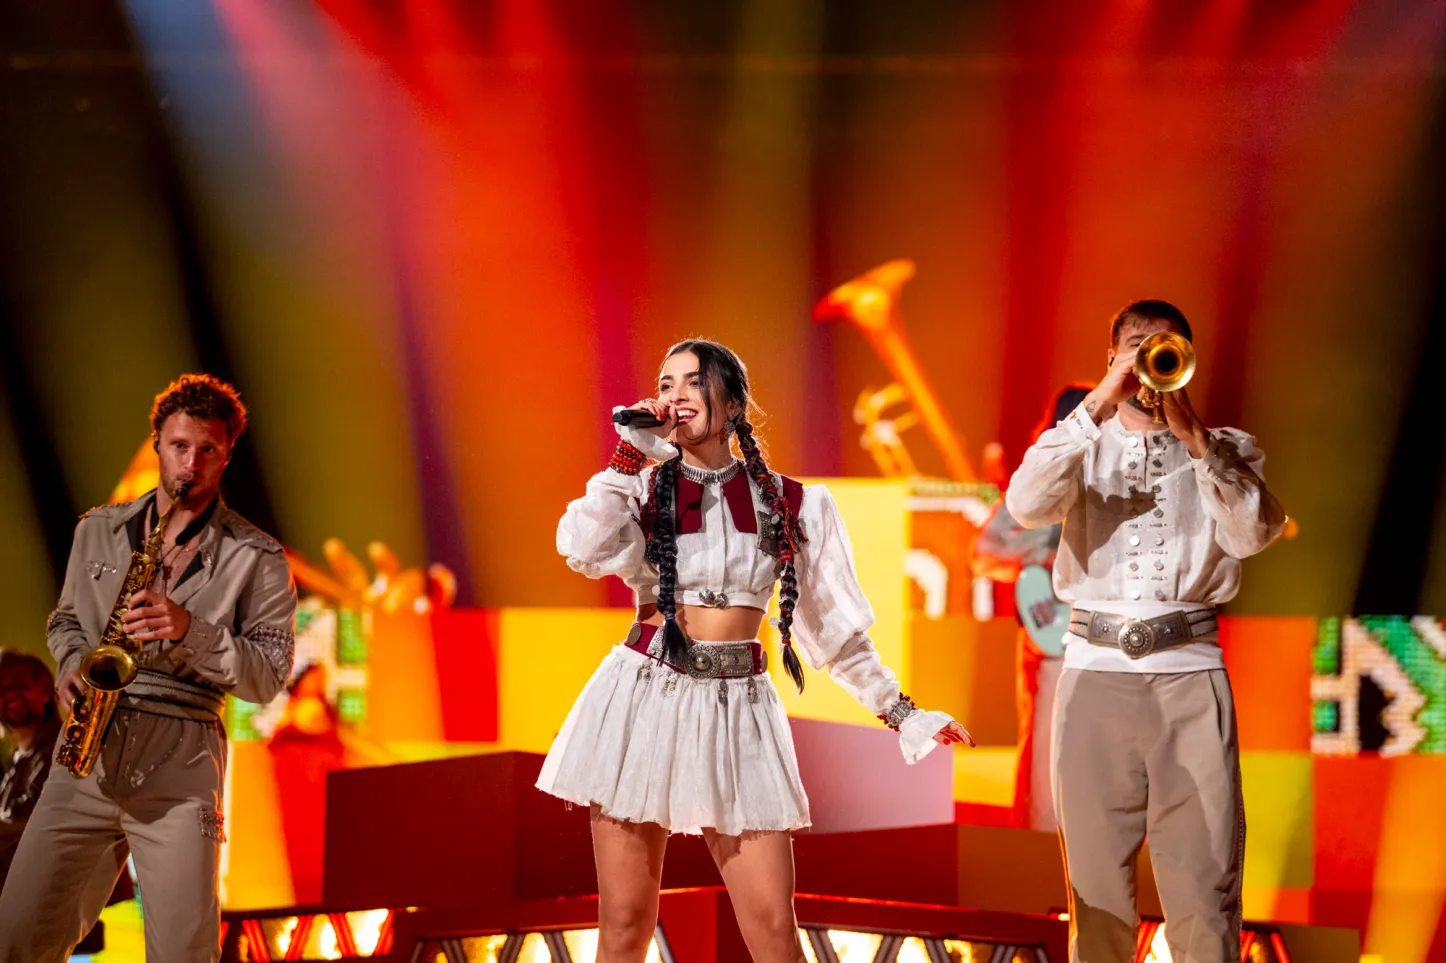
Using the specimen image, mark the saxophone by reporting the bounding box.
[57,482,190,778]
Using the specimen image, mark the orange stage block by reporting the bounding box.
[1220,615,1316,752]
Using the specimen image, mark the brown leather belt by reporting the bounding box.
[624,622,768,679]
[1067,607,1218,660]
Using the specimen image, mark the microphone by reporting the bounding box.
[613,408,667,428]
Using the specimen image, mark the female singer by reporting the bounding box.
[539,339,972,963]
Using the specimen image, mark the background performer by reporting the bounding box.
[972,383,1091,831]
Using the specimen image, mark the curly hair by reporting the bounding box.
[642,339,808,692]
[150,374,248,444]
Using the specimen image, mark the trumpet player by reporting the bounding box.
[1006,301,1286,963]
[0,374,296,963]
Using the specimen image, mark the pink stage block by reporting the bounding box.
[789,717,955,835]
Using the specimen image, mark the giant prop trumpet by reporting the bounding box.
[814,259,976,481]
[1134,330,1196,424]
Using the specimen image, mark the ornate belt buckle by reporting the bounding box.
[1118,618,1157,659]
[690,643,757,679]
[718,645,753,677]
[689,647,721,679]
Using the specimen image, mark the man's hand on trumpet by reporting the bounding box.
[1160,389,1210,458]
[1082,351,1139,425]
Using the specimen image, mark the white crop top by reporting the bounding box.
[555,421,961,764]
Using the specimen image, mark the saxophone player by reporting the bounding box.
[0,374,297,963]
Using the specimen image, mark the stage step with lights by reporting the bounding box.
[258,746,1364,963]
[220,890,1354,963]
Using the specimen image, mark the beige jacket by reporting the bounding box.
[47,492,297,707]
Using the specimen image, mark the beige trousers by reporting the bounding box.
[1052,668,1244,963]
[0,708,227,963]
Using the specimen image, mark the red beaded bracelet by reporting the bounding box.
[608,440,646,475]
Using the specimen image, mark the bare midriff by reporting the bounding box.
[635,603,766,643]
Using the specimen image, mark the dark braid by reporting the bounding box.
[734,418,807,693]
[646,337,809,688]
[644,454,690,665]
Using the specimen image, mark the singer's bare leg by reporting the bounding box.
[592,806,668,963]
[703,828,808,963]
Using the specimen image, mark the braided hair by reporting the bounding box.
[642,339,808,692]
[734,418,807,692]
[643,451,688,666]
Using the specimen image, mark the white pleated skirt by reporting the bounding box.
[536,643,812,836]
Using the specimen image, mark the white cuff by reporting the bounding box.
[897,709,954,765]
[1060,402,1103,447]
[613,407,679,462]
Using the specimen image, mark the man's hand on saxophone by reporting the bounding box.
[55,667,84,716]
[120,589,191,644]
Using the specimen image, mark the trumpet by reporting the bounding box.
[1134,331,1196,424]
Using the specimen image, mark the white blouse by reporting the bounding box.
[1005,402,1287,672]
[556,422,955,762]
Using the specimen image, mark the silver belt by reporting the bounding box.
[118,669,226,722]
[624,624,768,679]
[681,642,766,679]
[1068,607,1218,659]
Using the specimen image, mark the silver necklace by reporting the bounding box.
[677,459,742,486]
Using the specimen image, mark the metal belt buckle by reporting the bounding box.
[687,644,754,679]
[688,647,722,679]
[1117,618,1157,659]
[698,590,730,608]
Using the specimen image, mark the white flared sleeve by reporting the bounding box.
[790,485,957,764]
[556,413,682,582]
[1189,428,1287,559]
[557,464,653,582]
[1005,402,1099,529]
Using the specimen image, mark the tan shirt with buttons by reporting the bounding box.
[47,492,297,708]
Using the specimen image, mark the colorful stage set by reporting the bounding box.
[208,552,1430,963]
[70,265,1423,963]
[214,472,1441,962]
[7,2,1446,962]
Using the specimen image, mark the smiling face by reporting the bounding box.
[657,350,741,447]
